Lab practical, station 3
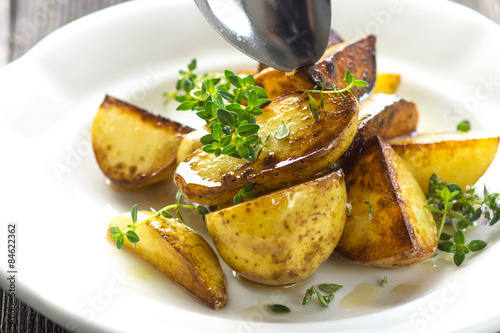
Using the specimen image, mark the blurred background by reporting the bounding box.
[0,0,499,332]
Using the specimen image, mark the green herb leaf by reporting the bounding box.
[268,304,291,314]
[302,288,313,306]
[196,205,209,215]
[318,284,343,293]
[467,240,487,252]
[275,120,290,140]
[131,204,138,223]
[116,236,125,250]
[308,92,320,120]
[109,226,122,235]
[161,210,173,219]
[454,230,465,246]
[126,230,140,244]
[454,252,466,266]
[237,124,260,136]
[457,120,471,132]
[381,276,388,287]
[176,191,183,202]
[438,241,456,253]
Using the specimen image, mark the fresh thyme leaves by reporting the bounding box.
[275,120,290,140]
[303,284,343,307]
[425,173,499,266]
[168,60,269,161]
[109,191,207,249]
[381,276,388,287]
[233,183,255,205]
[268,304,291,314]
[318,283,343,293]
[457,120,471,132]
[364,201,374,220]
[304,69,368,120]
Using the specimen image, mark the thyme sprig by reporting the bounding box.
[233,183,255,205]
[305,69,368,120]
[167,59,269,161]
[109,192,208,249]
[302,284,343,307]
[425,174,499,266]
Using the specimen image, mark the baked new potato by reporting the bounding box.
[174,91,358,207]
[176,124,208,165]
[92,96,192,189]
[389,132,499,191]
[205,170,347,285]
[344,93,419,157]
[255,35,376,100]
[336,136,438,267]
[287,35,377,101]
[108,211,227,309]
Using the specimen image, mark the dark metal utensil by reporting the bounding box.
[193,0,332,72]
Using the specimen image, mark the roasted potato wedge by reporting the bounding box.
[108,211,227,309]
[287,35,377,101]
[253,67,301,100]
[389,132,499,192]
[337,136,438,267]
[205,170,347,285]
[373,73,401,94]
[255,35,373,100]
[92,96,192,189]
[176,125,208,165]
[344,93,418,157]
[175,92,358,207]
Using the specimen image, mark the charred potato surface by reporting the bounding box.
[337,136,438,267]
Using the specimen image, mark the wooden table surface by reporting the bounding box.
[0,0,499,332]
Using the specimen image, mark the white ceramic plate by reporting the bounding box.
[1,0,500,332]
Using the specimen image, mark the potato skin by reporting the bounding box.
[389,132,499,192]
[344,93,419,157]
[253,67,301,100]
[337,136,437,267]
[287,35,377,101]
[174,92,358,207]
[373,73,401,94]
[92,96,192,189]
[108,212,227,309]
[176,125,208,165]
[205,170,347,285]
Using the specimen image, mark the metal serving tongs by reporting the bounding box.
[193,0,332,72]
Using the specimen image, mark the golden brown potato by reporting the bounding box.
[344,93,418,157]
[176,125,208,164]
[287,35,377,101]
[337,136,438,267]
[389,132,499,192]
[108,211,227,309]
[373,73,401,94]
[92,96,192,189]
[174,91,358,207]
[255,35,373,100]
[253,67,301,100]
[205,170,347,285]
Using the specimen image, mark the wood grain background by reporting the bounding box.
[0,0,499,332]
